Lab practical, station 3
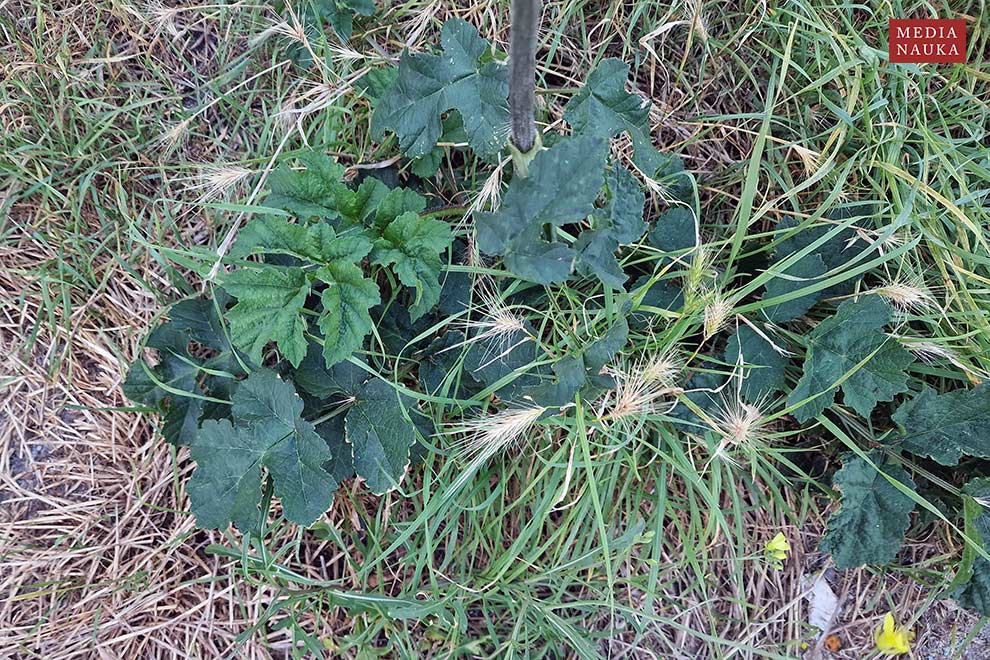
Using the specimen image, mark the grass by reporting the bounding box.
[2,0,989,658]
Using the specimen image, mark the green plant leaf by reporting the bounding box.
[820,451,916,568]
[629,276,683,329]
[291,342,369,399]
[124,297,248,445]
[772,212,866,299]
[475,135,608,283]
[123,322,206,446]
[669,369,726,431]
[316,262,381,367]
[360,67,397,102]
[187,369,337,530]
[573,229,625,289]
[372,19,509,160]
[647,207,696,255]
[563,58,661,176]
[602,165,646,244]
[166,297,232,352]
[373,187,427,229]
[892,383,990,465]
[419,331,484,398]
[371,211,452,321]
[761,253,828,322]
[225,217,379,369]
[222,266,312,368]
[410,115,467,178]
[345,379,421,493]
[724,327,788,402]
[462,324,543,402]
[335,177,390,227]
[527,316,628,407]
[308,0,375,41]
[316,415,356,484]
[232,215,373,264]
[571,167,646,288]
[953,478,990,615]
[786,297,914,422]
[265,152,348,220]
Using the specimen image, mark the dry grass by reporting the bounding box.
[0,213,285,658]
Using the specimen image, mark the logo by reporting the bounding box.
[889,19,966,64]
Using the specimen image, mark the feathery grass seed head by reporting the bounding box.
[448,406,546,463]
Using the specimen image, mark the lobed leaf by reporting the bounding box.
[761,253,828,323]
[222,266,312,368]
[372,19,509,161]
[187,369,338,530]
[124,299,247,446]
[563,58,666,176]
[786,297,914,421]
[892,383,990,465]
[224,216,380,369]
[264,152,348,220]
[724,327,788,402]
[820,451,916,568]
[475,135,608,284]
[371,211,452,321]
[345,379,422,493]
[316,262,381,368]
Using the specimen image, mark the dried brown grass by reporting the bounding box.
[0,213,288,658]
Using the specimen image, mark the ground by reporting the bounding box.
[1,1,988,658]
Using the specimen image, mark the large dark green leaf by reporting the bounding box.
[563,58,662,176]
[892,383,990,465]
[222,267,312,367]
[370,211,452,321]
[372,19,509,160]
[187,369,337,530]
[345,379,421,493]
[761,253,828,323]
[475,135,608,283]
[787,297,914,421]
[820,451,916,568]
[123,304,240,447]
[647,207,696,256]
[724,327,788,401]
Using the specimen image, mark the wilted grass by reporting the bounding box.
[2,0,988,658]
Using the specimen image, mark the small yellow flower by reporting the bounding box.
[874,612,914,656]
[764,532,790,569]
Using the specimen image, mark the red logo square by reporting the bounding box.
[889,19,966,64]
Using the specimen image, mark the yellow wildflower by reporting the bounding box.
[764,532,790,569]
[874,612,913,656]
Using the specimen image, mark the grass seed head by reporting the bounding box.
[711,396,769,456]
[186,166,254,202]
[459,280,527,348]
[448,406,546,463]
[156,118,191,155]
[142,0,182,36]
[904,340,957,364]
[605,352,683,422]
[469,159,506,215]
[875,278,936,313]
[703,293,732,339]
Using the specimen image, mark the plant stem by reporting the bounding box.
[509,0,540,154]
